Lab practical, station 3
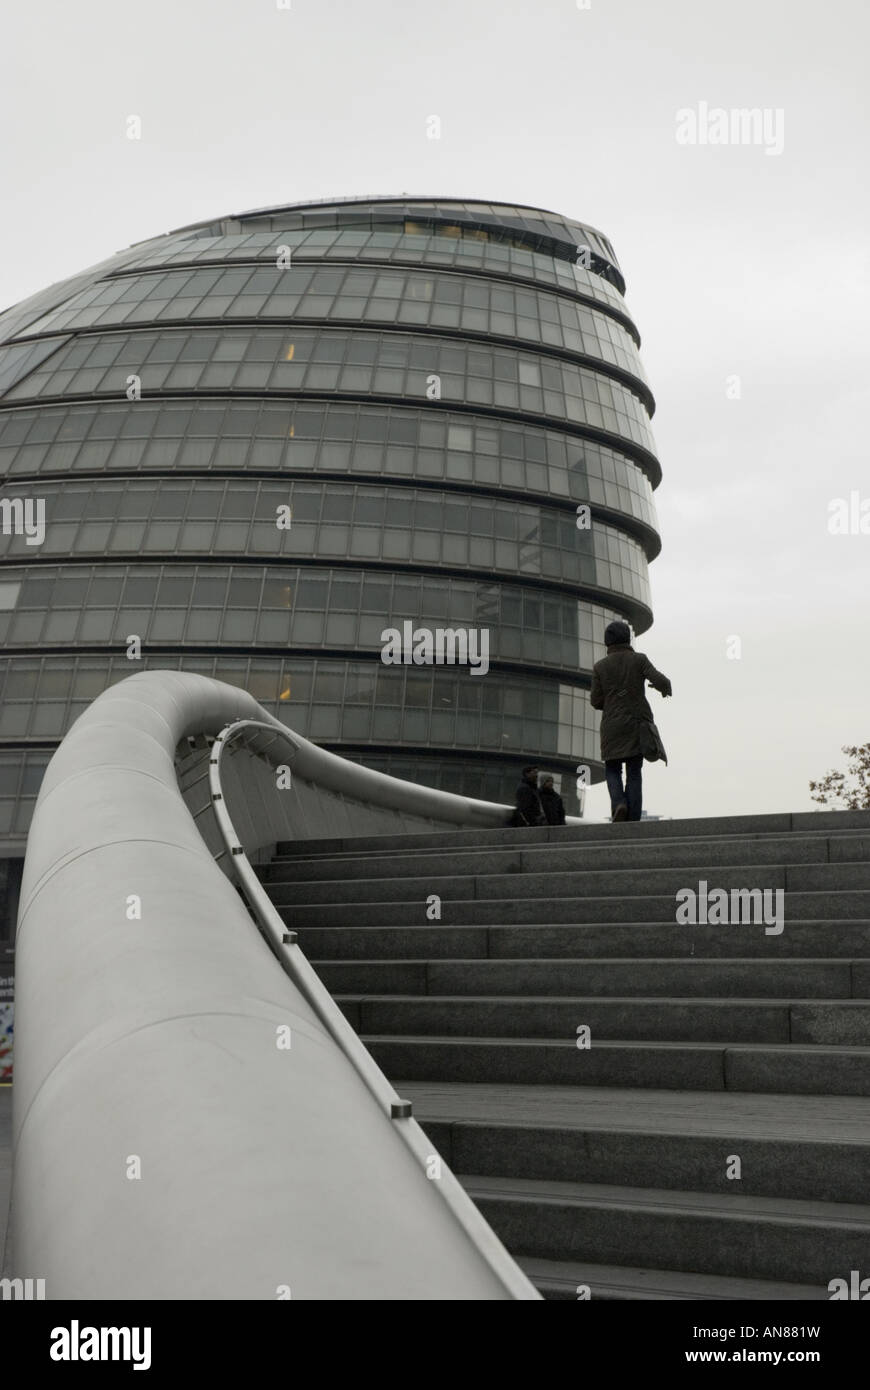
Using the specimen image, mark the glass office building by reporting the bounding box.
[0,196,662,927]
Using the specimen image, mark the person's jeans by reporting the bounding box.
[605,755,643,821]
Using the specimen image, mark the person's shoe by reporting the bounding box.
[612,802,628,822]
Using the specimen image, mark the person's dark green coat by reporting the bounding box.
[590,642,672,761]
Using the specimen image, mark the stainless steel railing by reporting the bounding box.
[207,717,536,1298]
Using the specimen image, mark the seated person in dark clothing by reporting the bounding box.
[512,765,545,826]
[539,774,566,825]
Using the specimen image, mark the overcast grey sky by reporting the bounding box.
[2,0,868,819]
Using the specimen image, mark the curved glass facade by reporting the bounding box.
[0,480,653,611]
[16,266,648,389]
[1,328,658,456]
[0,401,660,513]
[125,228,635,324]
[0,563,630,665]
[0,195,663,849]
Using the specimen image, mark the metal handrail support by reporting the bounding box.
[208,720,538,1299]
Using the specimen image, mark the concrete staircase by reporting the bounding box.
[258,810,870,1300]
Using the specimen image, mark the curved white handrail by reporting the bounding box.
[10,671,540,1300]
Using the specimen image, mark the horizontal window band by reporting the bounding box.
[0,398,662,502]
[0,554,652,631]
[0,738,604,784]
[0,740,59,751]
[0,470,661,560]
[8,316,654,416]
[330,742,602,776]
[97,255,641,345]
[173,206,626,293]
[0,642,600,688]
[0,391,662,486]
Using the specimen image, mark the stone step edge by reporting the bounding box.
[415,1113,870,1148]
[292,918,870,927]
[273,823,870,858]
[263,838,856,871]
[286,891,870,908]
[312,955,870,965]
[336,992,870,1006]
[270,868,870,900]
[362,1034,870,1055]
[514,1255,828,1300]
[458,1174,870,1225]
[268,829,843,851]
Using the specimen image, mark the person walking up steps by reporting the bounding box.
[590,620,671,822]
